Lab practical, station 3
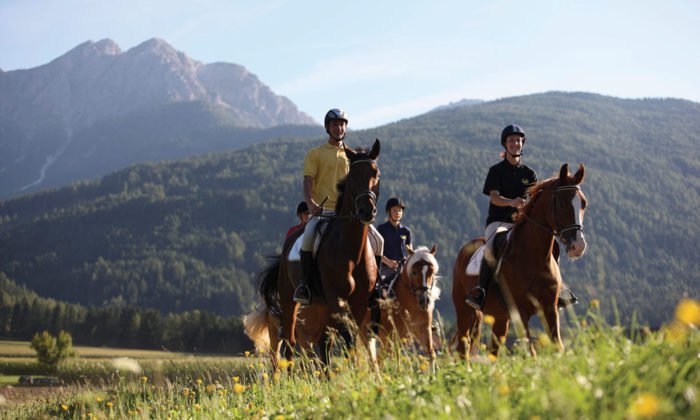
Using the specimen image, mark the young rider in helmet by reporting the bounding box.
[377,197,413,283]
[465,124,578,310]
[285,201,311,240]
[293,109,384,305]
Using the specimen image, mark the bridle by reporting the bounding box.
[343,158,379,222]
[523,184,584,239]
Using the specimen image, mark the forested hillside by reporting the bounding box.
[1,92,698,328]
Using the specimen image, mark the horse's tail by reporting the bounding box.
[243,306,279,352]
[257,255,282,313]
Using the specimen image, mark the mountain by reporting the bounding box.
[1,92,698,328]
[430,98,484,112]
[0,38,318,198]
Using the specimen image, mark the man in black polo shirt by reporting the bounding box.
[465,124,537,309]
[466,124,577,310]
[377,197,413,285]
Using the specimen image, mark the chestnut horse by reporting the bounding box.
[244,245,440,368]
[253,140,381,369]
[452,163,587,357]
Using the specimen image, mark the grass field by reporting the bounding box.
[0,340,192,359]
[1,299,699,419]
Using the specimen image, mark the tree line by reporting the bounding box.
[0,274,251,353]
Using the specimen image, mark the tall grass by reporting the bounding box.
[2,300,698,419]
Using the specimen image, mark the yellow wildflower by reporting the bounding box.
[140,376,148,383]
[196,378,203,386]
[275,415,285,420]
[106,401,113,408]
[419,361,430,373]
[244,351,251,357]
[630,393,660,418]
[96,397,103,403]
[182,387,191,397]
[590,299,600,308]
[194,403,201,411]
[483,314,495,325]
[234,383,245,394]
[498,384,510,396]
[675,298,700,327]
[538,333,552,347]
[61,404,69,412]
[488,354,498,363]
[233,376,240,383]
[278,359,291,369]
[206,384,216,394]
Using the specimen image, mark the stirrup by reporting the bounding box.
[293,285,311,305]
[465,287,486,310]
[557,288,579,309]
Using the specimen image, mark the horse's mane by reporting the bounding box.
[334,147,372,214]
[512,177,560,225]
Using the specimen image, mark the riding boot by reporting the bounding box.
[557,287,579,309]
[293,250,313,305]
[465,258,493,310]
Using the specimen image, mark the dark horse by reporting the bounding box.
[452,163,587,357]
[253,140,381,368]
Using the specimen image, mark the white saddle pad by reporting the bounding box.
[466,245,485,276]
[287,232,377,262]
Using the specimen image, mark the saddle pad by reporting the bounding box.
[287,234,375,262]
[466,245,485,276]
[288,235,303,261]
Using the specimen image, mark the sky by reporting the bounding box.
[1,0,698,129]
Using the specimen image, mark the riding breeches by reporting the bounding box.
[301,211,384,257]
[301,209,335,251]
[484,221,513,266]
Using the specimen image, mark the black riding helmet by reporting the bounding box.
[324,109,349,140]
[385,197,406,213]
[501,124,526,147]
[296,201,309,216]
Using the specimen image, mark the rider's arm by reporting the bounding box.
[489,190,526,209]
[303,176,321,214]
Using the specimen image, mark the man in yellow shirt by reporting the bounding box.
[294,109,384,305]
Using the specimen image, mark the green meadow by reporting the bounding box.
[1,300,698,419]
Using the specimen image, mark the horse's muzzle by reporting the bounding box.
[565,233,587,259]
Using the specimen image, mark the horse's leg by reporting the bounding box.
[490,319,509,357]
[544,304,564,352]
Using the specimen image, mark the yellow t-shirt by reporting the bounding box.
[303,143,349,210]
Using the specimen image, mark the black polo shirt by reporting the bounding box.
[377,221,412,261]
[483,159,537,226]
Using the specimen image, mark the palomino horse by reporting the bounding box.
[452,163,587,357]
[253,140,381,369]
[244,245,441,367]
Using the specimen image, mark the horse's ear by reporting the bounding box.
[369,139,380,160]
[573,163,585,184]
[559,163,570,182]
[406,243,414,255]
[430,244,437,255]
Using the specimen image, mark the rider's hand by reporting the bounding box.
[512,197,526,209]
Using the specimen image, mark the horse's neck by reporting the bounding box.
[332,203,369,259]
[513,207,556,261]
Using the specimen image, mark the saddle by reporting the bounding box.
[466,230,511,276]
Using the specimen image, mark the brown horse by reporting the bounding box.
[252,140,381,369]
[244,244,440,368]
[452,163,587,357]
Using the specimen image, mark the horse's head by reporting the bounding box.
[554,163,587,259]
[342,139,381,225]
[403,244,440,311]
